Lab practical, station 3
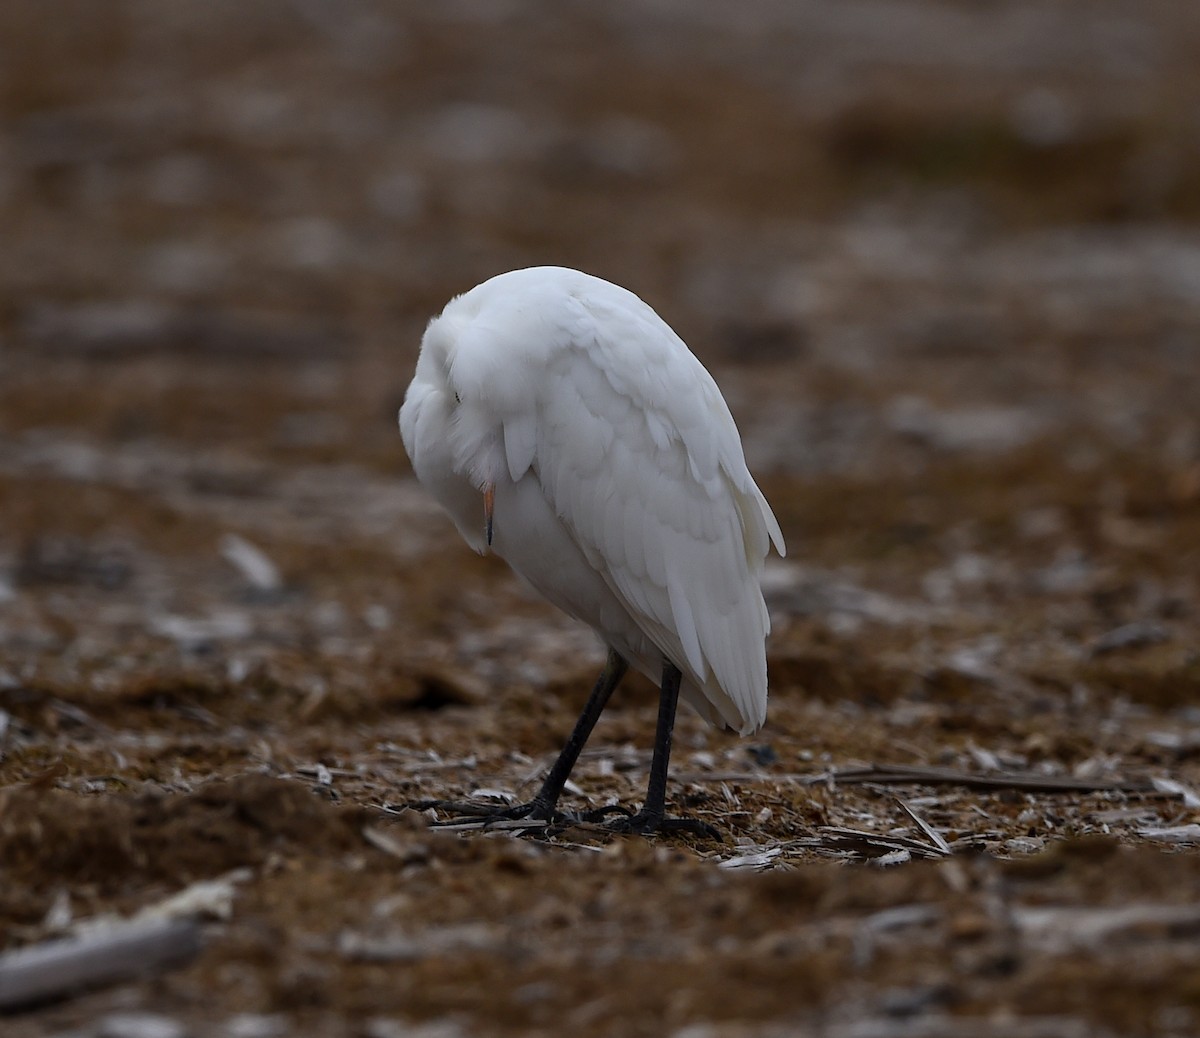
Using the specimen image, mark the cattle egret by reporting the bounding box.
[399,266,785,835]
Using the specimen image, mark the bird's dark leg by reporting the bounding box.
[407,649,628,825]
[521,648,628,818]
[638,659,683,828]
[593,659,721,839]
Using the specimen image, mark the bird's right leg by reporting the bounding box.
[406,649,628,826]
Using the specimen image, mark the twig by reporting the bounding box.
[817,826,948,859]
[825,763,1154,793]
[892,795,952,855]
[427,818,549,833]
[675,764,1155,794]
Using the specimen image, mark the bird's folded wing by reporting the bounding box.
[514,318,782,733]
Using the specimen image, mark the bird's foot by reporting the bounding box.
[581,805,723,841]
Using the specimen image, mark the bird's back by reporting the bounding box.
[400,267,785,734]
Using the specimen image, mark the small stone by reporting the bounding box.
[221,1014,288,1038]
[97,1013,187,1038]
[1089,621,1169,657]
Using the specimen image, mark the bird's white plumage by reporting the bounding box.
[399,266,785,734]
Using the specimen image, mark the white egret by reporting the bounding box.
[399,266,785,835]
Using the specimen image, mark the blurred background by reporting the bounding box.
[2,0,1200,759]
[5,0,1200,454]
[2,0,1200,699]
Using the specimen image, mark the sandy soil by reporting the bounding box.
[2,3,1200,1036]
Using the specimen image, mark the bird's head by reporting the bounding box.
[404,303,514,497]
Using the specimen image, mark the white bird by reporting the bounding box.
[399,266,785,835]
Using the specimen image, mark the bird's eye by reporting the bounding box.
[453,391,462,404]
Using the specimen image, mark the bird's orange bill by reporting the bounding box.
[483,483,495,546]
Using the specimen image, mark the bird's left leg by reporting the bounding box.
[591,660,721,839]
[405,649,628,826]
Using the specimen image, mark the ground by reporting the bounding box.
[2,2,1200,1036]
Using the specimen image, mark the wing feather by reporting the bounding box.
[503,412,537,482]
[527,287,782,732]
[666,573,707,679]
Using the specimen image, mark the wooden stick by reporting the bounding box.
[823,764,1154,794]
[676,763,1155,794]
[0,918,200,1012]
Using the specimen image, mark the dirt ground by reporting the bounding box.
[3,2,1200,1036]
